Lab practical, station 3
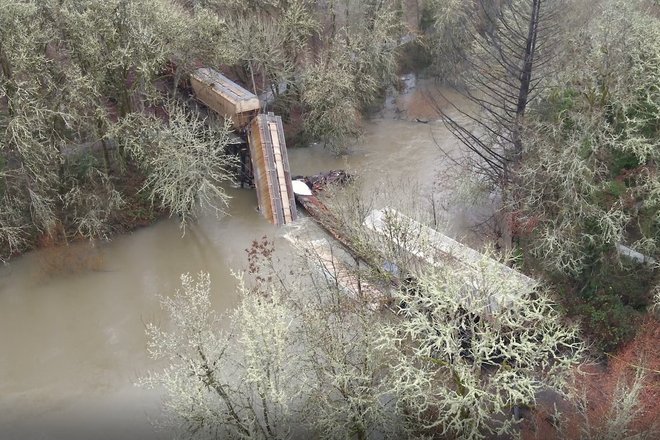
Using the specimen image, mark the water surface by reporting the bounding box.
[0,85,482,438]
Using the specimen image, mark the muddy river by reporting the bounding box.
[0,84,481,439]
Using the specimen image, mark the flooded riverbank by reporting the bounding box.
[0,83,486,439]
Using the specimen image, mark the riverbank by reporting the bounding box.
[6,73,453,263]
[0,114,472,438]
[2,162,167,264]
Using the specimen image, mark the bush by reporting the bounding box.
[558,259,656,352]
[574,294,642,352]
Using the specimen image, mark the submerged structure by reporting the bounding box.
[189,68,297,225]
[283,234,390,310]
[364,208,536,313]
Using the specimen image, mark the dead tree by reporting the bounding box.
[433,0,562,186]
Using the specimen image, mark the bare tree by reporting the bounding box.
[433,0,563,186]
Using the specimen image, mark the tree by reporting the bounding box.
[0,0,95,256]
[0,0,242,258]
[367,210,585,439]
[51,0,183,117]
[140,263,404,439]
[0,0,222,258]
[300,48,363,152]
[513,0,659,272]
[227,15,294,97]
[420,0,477,80]
[139,271,299,439]
[142,206,586,439]
[432,0,562,186]
[115,103,237,229]
[166,3,238,90]
[506,0,659,349]
[139,229,408,438]
[522,315,659,440]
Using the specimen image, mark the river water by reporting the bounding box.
[0,84,481,439]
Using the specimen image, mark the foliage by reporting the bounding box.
[143,222,585,439]
[61,167,126,240]
[116,104,237,229]
[279,0,320,63]
[140,266,402,439]
[226,15,292,96]
[344,0,404,107]
[653,285,660,318]
[298,0,405,151]
[49,0,185,114]
[421,0,475,79]
[380,248,584,439]
[520,0,660,273]
[133,271,289,440]
[564,259,656,352]
[522,318,659,440]
[0,0,240,258]
[168,3,237,87]
[300,49,362,152]
[1,0,95,257]
[508,0,660,350]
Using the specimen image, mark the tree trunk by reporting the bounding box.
[512,0,542,157]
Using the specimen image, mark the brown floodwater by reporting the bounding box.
[0,83,482,439]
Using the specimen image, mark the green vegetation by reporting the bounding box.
[0,0,409,260]
[1,0,659,438]
[508,0,659,351]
